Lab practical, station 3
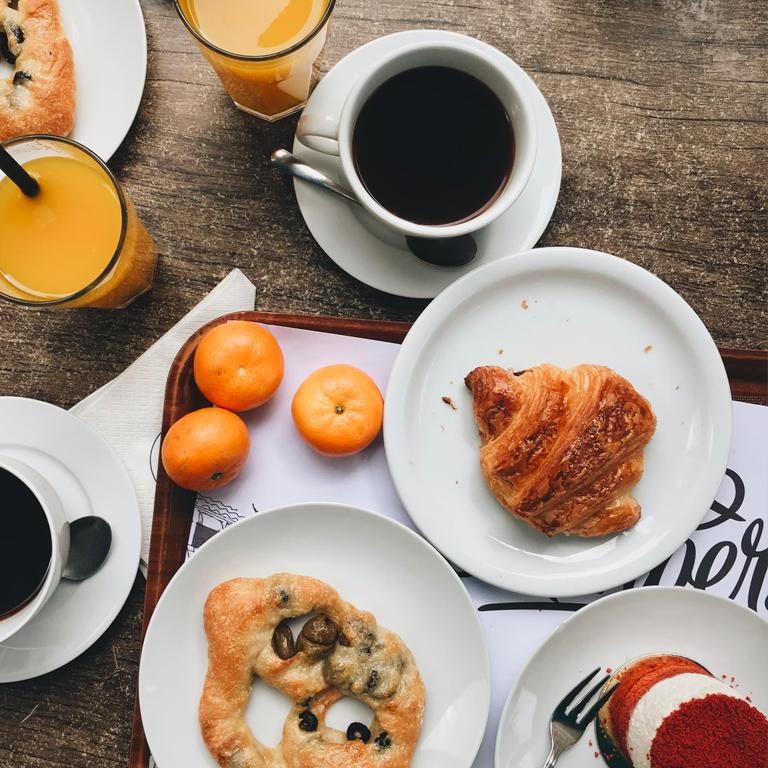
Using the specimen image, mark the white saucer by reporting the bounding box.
[60,0,147,159]
[384,247,732,596]
[140,503,490,768]
[292,30,562,298]
[0,397,141,683]
[494,587,768,768]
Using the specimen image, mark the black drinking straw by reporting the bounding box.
[0,144,39,197]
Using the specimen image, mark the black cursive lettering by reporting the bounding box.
[687,541,738,589]
[698,469,746,530]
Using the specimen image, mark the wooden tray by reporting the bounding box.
[129,311,767,768]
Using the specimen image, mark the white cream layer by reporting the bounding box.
[625,672,746,768]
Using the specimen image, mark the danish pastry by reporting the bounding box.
[200,573,425,768]
[465,363,656,537]
[0,0,75,142]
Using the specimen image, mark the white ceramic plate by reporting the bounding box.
[139,503,490,768]
[384,247,732,596]
[292,30,561,298]
[0,397,141,682]
[495,587,768,768]
[61,0,147,159]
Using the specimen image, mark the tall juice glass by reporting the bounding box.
[175,0,336,121]
[0,135,156,309]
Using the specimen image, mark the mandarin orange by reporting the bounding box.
[194,321,284,411]
[291,364,384,456]
[161,407,250,491]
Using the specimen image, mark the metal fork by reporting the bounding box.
[542,667,619,768]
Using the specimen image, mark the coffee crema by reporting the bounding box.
[352,66,514,226]
[0,468,52,618]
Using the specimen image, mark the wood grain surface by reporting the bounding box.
[0,0,766,765]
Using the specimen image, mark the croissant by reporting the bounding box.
[464,364,656,537]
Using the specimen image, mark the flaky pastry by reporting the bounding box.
[465,364,656,536]
[1,0,75,141]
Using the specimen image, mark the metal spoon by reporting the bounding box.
[271,149,359,206]
[270,149,477,267]
[62,516,112,582]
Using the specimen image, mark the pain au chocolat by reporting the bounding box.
[464,364,656,537]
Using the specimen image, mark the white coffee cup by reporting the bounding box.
[0,456,70,643]
[297,40,537,242]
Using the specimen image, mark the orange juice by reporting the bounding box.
[0,137,156,309]
[176,0,335,120]
[0,156,121,300]
[188,0,330,56]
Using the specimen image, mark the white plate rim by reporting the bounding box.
[292,29,562,299]
[0,396,141,682]
[493,586,768,767]
[64,0,148,160]
[110,0,148,159]
[139,501,491,768]
[384,246,732,596]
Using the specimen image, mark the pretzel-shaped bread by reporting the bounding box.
[200,574,425,768]
[1,0,75,142]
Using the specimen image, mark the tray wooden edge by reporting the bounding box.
[720,347,768,401]
[128,312,767,768]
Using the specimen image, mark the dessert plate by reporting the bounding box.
[384,247,732,596]
[0,397,141,682]
[60,0,147,159]
[494,587,768,767]
[139,502,490,768]
[292,30,561,298]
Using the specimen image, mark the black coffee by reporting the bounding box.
[0,468,52,618]
[353,66,514,226]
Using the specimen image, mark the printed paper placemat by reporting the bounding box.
[184,325,767,767]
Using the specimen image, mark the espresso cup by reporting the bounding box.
[0,456,69,643]
[296,40,537,262]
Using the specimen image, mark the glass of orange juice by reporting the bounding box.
[0,135,156,309]
[175,0,336,121]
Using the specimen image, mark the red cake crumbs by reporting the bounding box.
[650,693,768,768]
[594,752,599,758]
[588,740,593,747]
[606,668,613,674]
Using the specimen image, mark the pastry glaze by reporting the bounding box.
[0,0,75,141]
[465,364,656,536]
[200,573,424,768]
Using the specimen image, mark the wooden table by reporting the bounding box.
[0,0,765,764]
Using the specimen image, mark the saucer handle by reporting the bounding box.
[296,113,340,156]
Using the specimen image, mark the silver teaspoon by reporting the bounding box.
[270,149,359,205]
[62,516,112,582]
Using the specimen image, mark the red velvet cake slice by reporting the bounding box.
[598,654,768,768]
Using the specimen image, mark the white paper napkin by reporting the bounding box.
[70,269,256,568]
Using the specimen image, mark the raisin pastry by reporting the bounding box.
[199,574,425,768]
[465,364,656,537]
[0,0,75,141]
